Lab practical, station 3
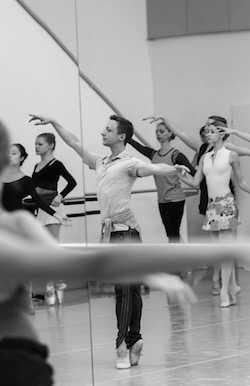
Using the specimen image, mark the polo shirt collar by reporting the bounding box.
[106,150,129,161]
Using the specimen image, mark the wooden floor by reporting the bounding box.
[33,269,250,386]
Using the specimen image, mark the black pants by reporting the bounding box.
[158,200,185,243]
[110,228,142,349]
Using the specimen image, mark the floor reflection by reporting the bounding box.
[33,269,250,385]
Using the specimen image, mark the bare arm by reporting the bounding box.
[178,156,205,188]
[191,152,199,168]
[1,211,250,281]
[144,116,200,151]
[2,210,250,306]
[230,152,250,193]
[136,162,190,178]
[29,115,94,166]
[225,142,250,156]
[221,127,250,143]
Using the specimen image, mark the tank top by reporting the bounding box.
[203,146,232,199]
[152,148,185,203]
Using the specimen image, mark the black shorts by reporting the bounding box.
[0,337,54,386]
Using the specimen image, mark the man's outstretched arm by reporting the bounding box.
[29,115,94,166]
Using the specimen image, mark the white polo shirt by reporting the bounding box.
[89,150,143,231]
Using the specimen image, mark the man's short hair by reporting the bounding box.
[110,115,134,144]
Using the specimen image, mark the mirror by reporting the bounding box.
[0,1,94,385]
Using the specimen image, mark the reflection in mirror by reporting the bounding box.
[0,1,93,385]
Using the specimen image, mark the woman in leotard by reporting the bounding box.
[1,143,68,224]
[129,120,195,243]
[179,120,250,307]
[1,143,71,313]
[32,133,77,306]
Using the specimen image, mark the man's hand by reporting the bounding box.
[175,164,190,176]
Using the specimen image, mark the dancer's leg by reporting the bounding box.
[210,232,221,295]
[218,230,238,307]
[45,224,67,305]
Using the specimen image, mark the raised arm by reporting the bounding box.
[128,138,155,159]
[230,151,250,193]
[225,142,250,156]
[136,162,190,178]
[174,151,196,176]
[29,115,94,166]
[144,116,200,151]
[221,127,250,143]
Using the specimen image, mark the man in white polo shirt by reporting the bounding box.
[29,113,188,369]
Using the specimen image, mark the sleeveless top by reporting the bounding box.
[152,148,185,203]
[203,146,232,199]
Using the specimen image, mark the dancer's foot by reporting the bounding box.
[46,284,56,306]
[130,339,144,366]
[55,282,67,305]
[220,291,230,308]
[229,285,241,306]
[116,340,130,369]
[212,280,220,296]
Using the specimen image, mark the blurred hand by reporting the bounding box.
[60,216,72,227]
[217,126,232,135]
[0,210,57,246]
[144,273,196,307]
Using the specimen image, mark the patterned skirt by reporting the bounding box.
[202,192,240,231]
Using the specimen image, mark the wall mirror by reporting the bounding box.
[0,1,94,385]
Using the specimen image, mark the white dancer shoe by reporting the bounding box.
[116,340,131,369]
[130,339,144,366]
[229,285,241,306]
[55,282,67,305]
[46,284,56,306]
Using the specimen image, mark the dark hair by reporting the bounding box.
[37,132,56,150]
[157,121,175,141]
[209,115,227,125]
[11,143,28,165]
[109,115,133,144]
[199,126,206,135]
[210,120,229,141]
[0,121,10,173]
